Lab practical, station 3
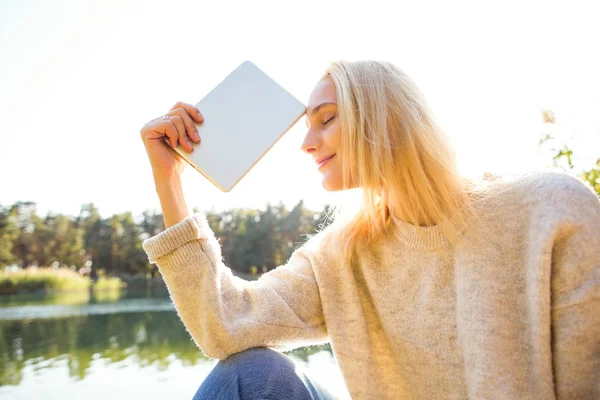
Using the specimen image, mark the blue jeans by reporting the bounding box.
[192,347,340,400]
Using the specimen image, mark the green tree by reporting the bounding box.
[539,109,600,196]
[0,205,19,266]
[0,199,333,277]
[10,201,40,267]
[77,203,110,278]
[107,212,149,276]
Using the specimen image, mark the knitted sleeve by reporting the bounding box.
[549,175,600,399]
[142,213,328,360]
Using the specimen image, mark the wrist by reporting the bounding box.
[151,169,191,228]
[156,183,191,228]
[153,168,182,188]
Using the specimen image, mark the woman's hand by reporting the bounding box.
[140,101,204,176]
[140,102,203,228]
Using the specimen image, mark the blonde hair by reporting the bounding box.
[316,60,491,262]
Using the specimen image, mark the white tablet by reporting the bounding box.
[168,61,307,192]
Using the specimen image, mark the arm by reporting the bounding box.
[550,179,600,398]
[140,102,328,360]
[142,212,328,360]
[153,169,191,228]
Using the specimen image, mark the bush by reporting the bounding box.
[0,267,91,293]
[92,276,127,291]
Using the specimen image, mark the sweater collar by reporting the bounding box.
[390,215,450,250]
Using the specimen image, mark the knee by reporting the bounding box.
[194,347,314,400]
[221,347,295,373]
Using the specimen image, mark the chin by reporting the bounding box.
[322,178,344,192]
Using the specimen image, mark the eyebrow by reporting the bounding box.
[308,102,337,117]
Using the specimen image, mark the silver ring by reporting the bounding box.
[161,115,170,121]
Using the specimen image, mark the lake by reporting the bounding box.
[0,291,350,399]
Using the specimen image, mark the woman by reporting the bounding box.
[140,61,600,399]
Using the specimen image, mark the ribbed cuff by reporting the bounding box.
[142,213,213,264]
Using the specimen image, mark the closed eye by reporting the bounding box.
[324,115,336,125]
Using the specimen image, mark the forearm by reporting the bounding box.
[153,169,191,228]
[142,214,328,360]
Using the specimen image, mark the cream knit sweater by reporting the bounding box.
[142,171,600,399]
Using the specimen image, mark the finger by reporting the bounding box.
[169,115,194,153]
[171,101,204,123]
[169,108,201,144]
[142,117,179,148]
[161,119,179,148]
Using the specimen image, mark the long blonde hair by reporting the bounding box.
[316,60,490,262]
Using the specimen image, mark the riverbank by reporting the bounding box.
[0,266,263,296]
[0,267,125,295]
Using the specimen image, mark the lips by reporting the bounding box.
[317,154,335,169]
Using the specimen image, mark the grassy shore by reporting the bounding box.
[0,267,126,295]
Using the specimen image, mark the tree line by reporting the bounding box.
[0,201,332,277]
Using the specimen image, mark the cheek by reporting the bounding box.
[324,125,342,149]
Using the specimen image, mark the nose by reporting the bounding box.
[300,129,320,154]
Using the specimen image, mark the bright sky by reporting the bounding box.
[1,0,599,218]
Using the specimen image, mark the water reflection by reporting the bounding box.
[0,296,332,388]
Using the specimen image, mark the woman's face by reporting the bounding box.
[302,76,344,191]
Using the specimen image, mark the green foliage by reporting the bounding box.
[581,158,600,195]
[92,276,127,291]
[0,200,331,278]
[539,109,600,196]
[553,147,574,169]
[0,205,18,266]
[0,268,127,295]
[0,268,91,293]
[209,200,328,274]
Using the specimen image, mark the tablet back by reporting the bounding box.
[169,61,306,192]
